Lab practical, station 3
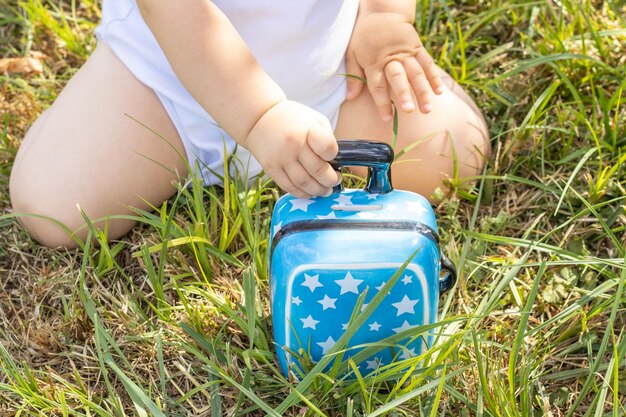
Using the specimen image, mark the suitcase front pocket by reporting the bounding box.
[275,262,434,376]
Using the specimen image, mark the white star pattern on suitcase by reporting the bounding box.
[283,264,430,375]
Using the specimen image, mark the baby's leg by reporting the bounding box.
[335,69,489,200]
[9,43,188,248]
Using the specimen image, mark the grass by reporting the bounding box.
[1,0,625,415]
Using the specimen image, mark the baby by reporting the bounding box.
[9,0,489,248]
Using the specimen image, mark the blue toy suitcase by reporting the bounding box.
[269,140,456,378]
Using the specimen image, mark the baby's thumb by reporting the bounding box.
[308,119,338,162]
[345,51,365,100]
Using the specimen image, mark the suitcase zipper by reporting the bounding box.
[270,219,439,255]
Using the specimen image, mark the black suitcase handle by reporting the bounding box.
[331,140,394,194]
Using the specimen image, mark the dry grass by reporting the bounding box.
[1,0,626,416]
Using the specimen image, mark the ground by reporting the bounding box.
[0,0,625,416]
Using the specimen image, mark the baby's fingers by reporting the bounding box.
[285,162,330,197]
[345,50,366,100]
[384,61,415,112]
[273,169,310,199]
[404,57,434,114]
[366,69,393,122]
[299,147,341,190]
[414,48,444,95]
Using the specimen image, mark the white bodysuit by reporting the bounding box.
[96,0,360,185]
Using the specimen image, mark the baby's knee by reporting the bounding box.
[393,99,490,198]
[452,110,490,178]
[10,137,82,249]
[15,215,80,249]
[428,90,490,177]
[9,174,82,249]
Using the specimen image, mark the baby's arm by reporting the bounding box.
[346,0,444,121]
[137,1,340,198]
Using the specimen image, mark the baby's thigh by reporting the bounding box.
[9,42,188,248]
[334,70,490,200]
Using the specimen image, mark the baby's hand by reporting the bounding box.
[345,11,444,121]
[243,100,341,198]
